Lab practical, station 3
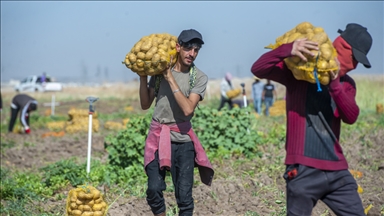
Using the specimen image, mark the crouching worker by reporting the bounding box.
[138,29,214,216]
[8,94,38,134]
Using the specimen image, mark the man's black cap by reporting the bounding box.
[178,29,204,45]
[338,23,372,68]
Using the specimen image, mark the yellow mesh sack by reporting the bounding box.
[226,88,241,99]
[265,22,339,85]
[122,33,178,76]
[66,185,108,216]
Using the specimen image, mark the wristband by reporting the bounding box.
[173,89,180,94]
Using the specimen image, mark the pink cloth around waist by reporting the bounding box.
[144,119,214,186]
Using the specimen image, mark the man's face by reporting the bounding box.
[176,42,201,67]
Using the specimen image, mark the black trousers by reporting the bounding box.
[8,107,28,132]
[146,141,195,216]
[284,164,365,216]
[218,95,233,111]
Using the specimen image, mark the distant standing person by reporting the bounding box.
[251,76,264,114]
[41,72,47,83]
[8,94,38,134]
[218,72,234,111]
[262,79,277,116]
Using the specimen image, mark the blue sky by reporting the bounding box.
[1,1,383,83]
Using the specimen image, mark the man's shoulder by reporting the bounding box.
[195,66,206,76]
[194,66,208,80]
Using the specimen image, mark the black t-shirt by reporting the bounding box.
[263,84,275,98]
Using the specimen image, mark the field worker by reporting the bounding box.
[138,29,214,216]
[8,94,38,134]
[251,76,264,114]
[218,72,234,111]
[41,72,47,83]
[262,79,277,116]
[251,23,372,215]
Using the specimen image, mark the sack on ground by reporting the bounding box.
[123,33,178,76]
[265,22,339,85]
[66,185,108,216]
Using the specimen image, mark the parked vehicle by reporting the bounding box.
[14,75,63,92]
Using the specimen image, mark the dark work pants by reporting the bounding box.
[218,95,233,111]
[284,164,365,216]
[8,107,20,132]
[146,141,195,216]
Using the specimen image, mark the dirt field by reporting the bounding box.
[1,77,383,216]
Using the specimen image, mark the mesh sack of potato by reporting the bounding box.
[46,121,67,131]
[226,89,241,99]
[104,121,125,131]
[122,33,178,76]
[265,22,339,85]
[68,108,98,120]
[269,100,286,117]
[66,185,108,216]
[65,118,100,133]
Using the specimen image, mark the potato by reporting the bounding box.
[170,40,176,49]
[317,60,329,70]
[94,197,103,204]
[290,56,301,64]
[136,52,146,60]
[76,199,83,205]
[77,204,84,212]
[287,32,303,43]
[328,59,338,69]
[70,192,77,201]
[81,211,94,216]
[145,51,154,60]
[296,22,314,34]
[93,211,103,216]
[71,210,82,216]
[320,49,333,61]
[319,73,330,85]
[92,203,103,211]
[82,205,91,211]
[306,32,315,40]
[133,41,143,54]
[87,200,94,207]
[311,32,328,44]
[77,191,86,199]
[140,39,152,52]
[158,44,168,52]
[152,54,161,66]
[136,59,145,68]
[128,53,136,63]
[313,27,324,34]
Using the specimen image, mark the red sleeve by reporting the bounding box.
[329,75,359,124]
[250,43,296,86]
